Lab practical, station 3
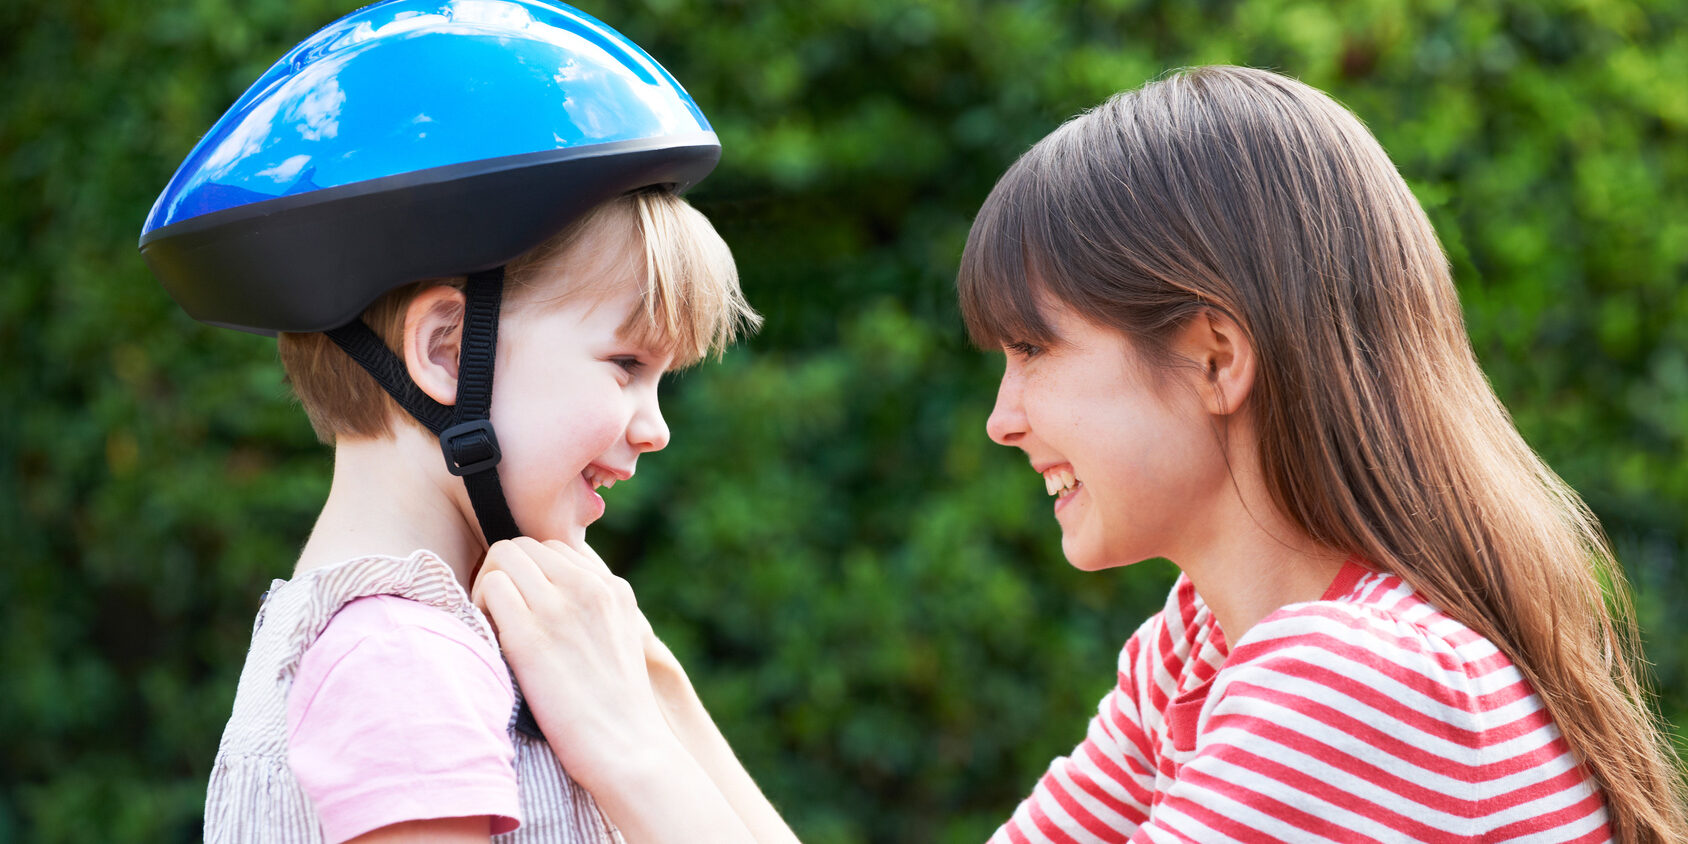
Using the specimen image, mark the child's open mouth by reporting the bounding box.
[582,465,619,491]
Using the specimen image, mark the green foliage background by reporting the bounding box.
[4,0,1686,840]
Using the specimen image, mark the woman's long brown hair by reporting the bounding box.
[958,65,1687,842]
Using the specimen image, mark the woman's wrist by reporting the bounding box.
[643,634,690,692]
[643,637,706,728]
[581,732,755,844]
[588,729,694,790]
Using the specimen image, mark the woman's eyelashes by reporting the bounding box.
[1005,341,1043,359]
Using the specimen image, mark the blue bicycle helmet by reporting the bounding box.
[141,0,718,335]
[139,0,719,627]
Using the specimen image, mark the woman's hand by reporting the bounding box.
[473,537,797,844]
[471,537,671,791]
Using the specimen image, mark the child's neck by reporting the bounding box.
[295,424,485,592]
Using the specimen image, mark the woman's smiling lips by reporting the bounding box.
[1034,461,1084,513]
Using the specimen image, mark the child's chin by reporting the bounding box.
[562,522,591,546]
[520,516,588,547]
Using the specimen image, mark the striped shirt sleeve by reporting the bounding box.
[991,621,1161,843]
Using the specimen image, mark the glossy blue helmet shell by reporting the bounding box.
[140,0,719,334]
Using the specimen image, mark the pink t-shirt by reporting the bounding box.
[285,594,522,843]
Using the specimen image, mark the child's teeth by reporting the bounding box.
[584,467,618,491]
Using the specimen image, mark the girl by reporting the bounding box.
[476,66,1688,842]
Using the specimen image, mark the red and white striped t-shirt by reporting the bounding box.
[992,560,1610,843]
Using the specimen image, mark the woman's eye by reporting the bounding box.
[1005,341,1043,359]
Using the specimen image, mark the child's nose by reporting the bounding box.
[629,401,670,453]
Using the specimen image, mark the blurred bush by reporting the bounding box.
[3,0,1685,841]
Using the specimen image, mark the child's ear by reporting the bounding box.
[401,285,467,406]
[1177,309,1256,417]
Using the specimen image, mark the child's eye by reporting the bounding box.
[1005,341,1043,359]
[611,356,645,374]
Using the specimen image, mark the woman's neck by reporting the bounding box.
[1174,515,1349,645]
[1168,419,1350,643]
[295,424,485,591]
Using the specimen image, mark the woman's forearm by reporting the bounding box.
[582,733,759,844]
[647,653,802,844]
[474,540,800,842]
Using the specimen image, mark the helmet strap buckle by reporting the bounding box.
[440,419,501,476]
[323,267,521,545]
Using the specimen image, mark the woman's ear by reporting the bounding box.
[1176,309,1256,417]
[401,285,467,406]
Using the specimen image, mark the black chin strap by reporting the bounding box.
[326,266,545,738]
[326,268,520,544]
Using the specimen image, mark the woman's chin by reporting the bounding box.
[1060,532,1142,572]
[1060,535,1108,571]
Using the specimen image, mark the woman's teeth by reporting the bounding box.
[1042,466,1080,498]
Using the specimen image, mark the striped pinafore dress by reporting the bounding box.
[202,550,621,844]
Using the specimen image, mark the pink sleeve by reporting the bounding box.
[286,595,521,844]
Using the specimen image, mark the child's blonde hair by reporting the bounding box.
[281,188,759,444]
[959,66,1686,842]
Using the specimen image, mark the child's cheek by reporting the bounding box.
[545,400,630,464]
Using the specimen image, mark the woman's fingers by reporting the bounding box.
[474,568,529,640]
[519,538,636,616]
[545,538,613,578]
[476,538,618,621]
[510,536,608,593]
[479,539,566,606]
[522,536,615,589]
[534,539,638,617]
[468,535,686,793]
[505,536,565,585]
[526,543,667,672]
[476,537,648,660]
[475,540,566,640]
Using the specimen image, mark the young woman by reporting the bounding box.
[474,66,1688,843]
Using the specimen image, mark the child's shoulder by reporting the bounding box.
[289,593,514,736]
[329,593,475,635]
[307,593,505,678]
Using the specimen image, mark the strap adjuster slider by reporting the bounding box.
[440,419,501,476]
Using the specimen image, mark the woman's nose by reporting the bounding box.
[985,369,1027,446]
